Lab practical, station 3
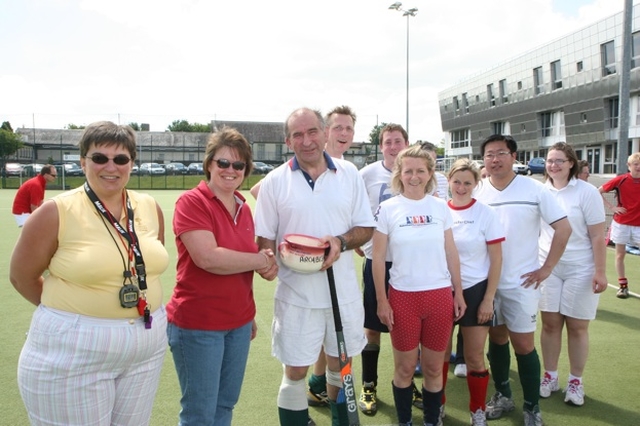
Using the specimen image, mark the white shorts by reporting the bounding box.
[14,213,30,227]
[610,220,640,246]
[539,262,600,320]
[493,285,540,333]
[272,298,366,367]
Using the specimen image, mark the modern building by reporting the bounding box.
[438,6,640,174]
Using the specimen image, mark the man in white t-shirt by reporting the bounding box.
[254,107,375,426]
[356,123,408,415]
[474,134,571,426]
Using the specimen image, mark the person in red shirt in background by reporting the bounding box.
[598,152,640,298]
[12,164,57,227]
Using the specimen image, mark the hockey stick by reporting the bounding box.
[326,264,360,426]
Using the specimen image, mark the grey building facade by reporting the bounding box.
[438,6,640,173]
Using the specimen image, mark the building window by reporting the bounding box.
[539,110,565,138]
[487,84,496,107]
[551,60,562,90]
[256,143,265,159]
[540,112,553,137]
[453,96,460,111]
[533,67,544,95]
[499,79,508,103]
[462,93,469,113]
[608,98,619,128]
[632,31,640,68]
[491,122,506,135]
[577,61,583,72]
[601,41,616,76]
[517,81,522,90]
[450,129,470,149]
[581,113,588,123]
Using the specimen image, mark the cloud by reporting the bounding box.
[0,0,626,142]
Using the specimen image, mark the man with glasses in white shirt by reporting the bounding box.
[474,134,571,426]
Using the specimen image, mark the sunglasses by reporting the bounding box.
[214,158,246,171]
[86,153,132,165]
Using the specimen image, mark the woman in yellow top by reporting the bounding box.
[10,121,169,426]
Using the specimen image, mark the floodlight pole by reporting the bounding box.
[389,2,417,137]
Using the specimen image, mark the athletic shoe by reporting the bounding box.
[454,363,468,378]
[523,405,544,426]
[358,382,377,415]
[564,379,585,406]
[306,387,329,407]
[485,391,515,419]
[539,372,560,398]
[412,381,423,409]
[470,408,487,426]
[307,415,316,426]
[617,286,629,299]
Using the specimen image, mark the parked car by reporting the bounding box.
[252,161,274,175]
[471,160,484,169]
[512,160,529,175]
[20,163,46,177]
[131,165,139,175]
[528,157,546,174]
[62,163,84,176]
[187,163,204,175]
[164,162,188,175]
[4,163,23,176]
[139,162,166,175]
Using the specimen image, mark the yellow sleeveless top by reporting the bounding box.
[41,187,169,318]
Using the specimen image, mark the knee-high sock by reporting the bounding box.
[516,349,541,411]
[467,370,490,412]
[392,382,414,424]
[488,340,512,398]
[361,343,380,386]
[329,399,348,426]
[441,361,449,404]
[422,387,443,425]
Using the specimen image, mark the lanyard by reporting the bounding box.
[83,182,147,290]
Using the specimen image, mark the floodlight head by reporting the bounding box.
[389,2,402,10]
[408,7,418,15]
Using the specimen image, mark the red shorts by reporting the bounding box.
[388,286,454,352]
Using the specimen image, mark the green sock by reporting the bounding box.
[278,407,309,426]
[330,399,349,426]
[488,340,512,398]
[308,373,326,394]
[516,349,541,411]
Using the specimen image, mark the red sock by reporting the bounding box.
[467,370,490,412]
[441,361,449,404]
[619,278,628,288]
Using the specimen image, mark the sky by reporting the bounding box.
[0,0,628,144]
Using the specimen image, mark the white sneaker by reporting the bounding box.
[454,363,467,378]
[539,372,560,398]
[470,408,487,426]
[564,379,585,406]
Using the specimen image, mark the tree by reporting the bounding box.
[66,123,85,130]
[368,122,388,145]
[167,120,211,133]
[1,127,25,183]
[128,122,141,131]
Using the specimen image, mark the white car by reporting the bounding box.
[139,163,166,175]
[512,160,529,175]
